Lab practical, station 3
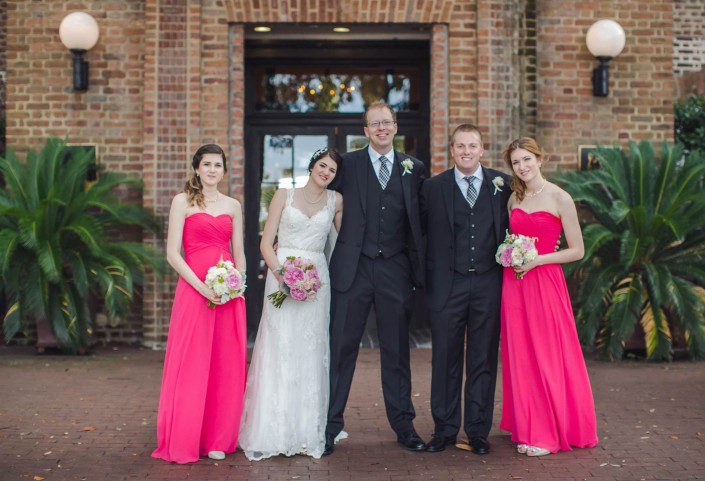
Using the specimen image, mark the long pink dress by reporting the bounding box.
[152,213,247,464]
[500,209,598,453]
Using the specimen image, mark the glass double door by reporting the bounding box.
[243,124,429,340]
[244,125,362,334]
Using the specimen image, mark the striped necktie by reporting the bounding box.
[378,156,390,189]
[463,176,478,207]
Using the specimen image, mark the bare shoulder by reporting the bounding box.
[171,192,188,208]
[334,191,343,203]
[507,191,517,208]
[220,194,243,214]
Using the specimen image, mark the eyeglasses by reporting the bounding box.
[366,120,395,129]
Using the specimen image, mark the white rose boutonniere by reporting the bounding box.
[492,176,505,195]
[401,158,414,176]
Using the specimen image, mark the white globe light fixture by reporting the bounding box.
[59,12,100,92]
[585,19,625,97]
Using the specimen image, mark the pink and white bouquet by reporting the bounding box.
[267,256,322,308]
[204,259,247,308]
[495,231,539,279]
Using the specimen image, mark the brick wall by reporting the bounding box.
[3,0,687,347]
[536,1,675,172]
[0,0,7,154]
[674,0,705,99]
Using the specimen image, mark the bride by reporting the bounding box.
[239,148,344,460]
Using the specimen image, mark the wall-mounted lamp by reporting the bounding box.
[59,12,100,92]
[586,19,625,97]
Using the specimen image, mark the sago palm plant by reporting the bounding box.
[0,137,164,353]
[555,141,705,361]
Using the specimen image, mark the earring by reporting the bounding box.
[196,173,200,177]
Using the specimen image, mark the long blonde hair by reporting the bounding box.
[184,144,227,209]
[502,137,545,202]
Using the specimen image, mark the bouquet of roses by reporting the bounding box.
[267,256,321,308]
[204,259,247,308]
[495,230,539,279]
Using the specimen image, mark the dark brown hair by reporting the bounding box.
[184,144,227,209]
[307,147,343,173]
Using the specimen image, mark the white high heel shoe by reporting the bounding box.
[517,444,528,454]
[207,450,226,460]
[526,446,551,457]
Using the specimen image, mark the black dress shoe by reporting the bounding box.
[397,430,426,451]
[469,436,490,455]
[425,434,457,453]
[323,432,335,456]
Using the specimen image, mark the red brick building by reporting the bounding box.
[1,0,703,347]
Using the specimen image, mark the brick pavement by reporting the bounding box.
[1,345,704,481]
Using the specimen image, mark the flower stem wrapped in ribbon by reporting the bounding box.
[204,259,247,308]
[267,256,322,308]
[495,230,538,279]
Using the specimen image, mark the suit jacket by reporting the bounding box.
[329,147,427,291]
[420,166,512,312]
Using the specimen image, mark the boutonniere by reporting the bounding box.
[401,158,414,176]
[492,176,505,195]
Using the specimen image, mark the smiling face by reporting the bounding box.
[450,130,484,176]
[509,147,542,182]
[309,155,338,188]
[195,153,225,186]
[364,105,398,154]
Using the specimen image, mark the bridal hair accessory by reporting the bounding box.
[268,256,322,308]
[492,176,504,194]
[204,258,247,308]
[495,230,538,279]
[310,147,330,164]
[401,158,414,176]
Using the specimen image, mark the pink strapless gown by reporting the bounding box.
[499,209,598,453]
[152,213,247,464]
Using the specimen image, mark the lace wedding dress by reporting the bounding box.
[239,188,345,460]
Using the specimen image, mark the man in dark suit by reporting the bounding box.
[324,100,427,455]
[420,124,511,454]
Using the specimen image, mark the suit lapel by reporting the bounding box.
[395,151,413,216]
[356,149,369,216]
[482,167,502,243]
[443,169,455,232]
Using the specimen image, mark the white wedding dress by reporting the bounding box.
[239,188,345,460]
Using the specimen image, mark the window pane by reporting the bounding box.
[346,135,412,155]
[255,67,420,113]
[260,134,328,234]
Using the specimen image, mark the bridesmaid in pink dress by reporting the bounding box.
[152,144,247,464]
[499,137,598,457]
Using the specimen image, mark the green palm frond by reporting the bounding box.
[0,137,166,353]
[555,141,705,360]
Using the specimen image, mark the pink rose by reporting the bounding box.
[226,273,243,290]
[290,287,307,301]
[283,267,305,286]
[500,248,514,266]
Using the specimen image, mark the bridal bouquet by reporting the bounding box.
[268,256,321,308]
[495,231,539,279]
[204,259,247,308]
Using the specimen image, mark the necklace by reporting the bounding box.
[204,192,219,203]
[525,178,547,198]
[302,187,325,204]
